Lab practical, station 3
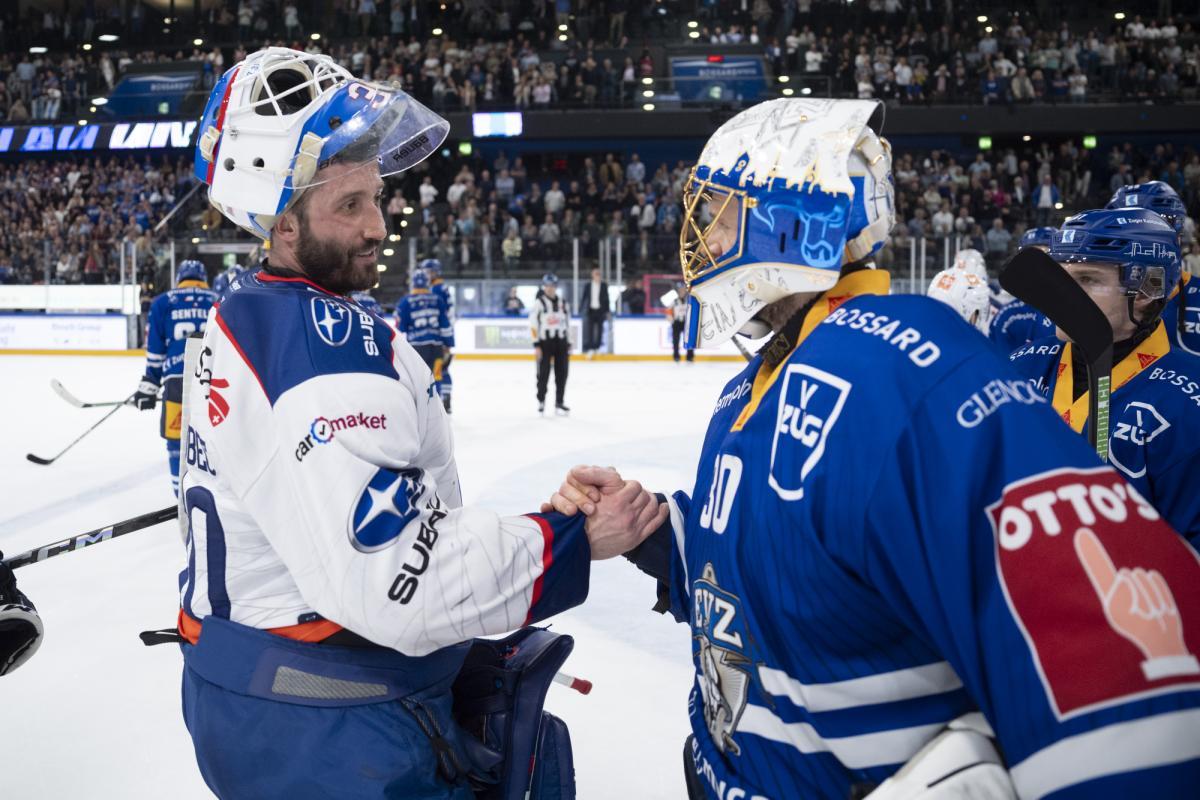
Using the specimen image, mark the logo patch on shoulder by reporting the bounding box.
[349,467,424,553]
[311,297,352,347]
[768,364,850,501]
[989,466,1200,719]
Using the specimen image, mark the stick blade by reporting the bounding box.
[49,379,84,408]
[999,247,1113,362]
[26,453,54,465]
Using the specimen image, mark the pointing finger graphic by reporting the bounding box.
[1076,527,1118,601]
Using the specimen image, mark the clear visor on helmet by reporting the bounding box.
[1059,259,1166,301]
[680,169,751,287]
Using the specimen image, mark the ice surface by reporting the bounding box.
[0,354,745,799]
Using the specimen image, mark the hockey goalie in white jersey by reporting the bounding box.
[179,47,665,800]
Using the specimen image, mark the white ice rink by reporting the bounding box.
[0,354,746,800]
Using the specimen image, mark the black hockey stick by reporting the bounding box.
[4,505,177,570]
[1000,247,1114,460]
[730,336,753,362]
[26,398,131,465]
[50,379,128,409]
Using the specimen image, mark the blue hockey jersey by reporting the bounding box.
[396,289,452,348]
[989,299,1054,354]
[655,270,1200,800]
[1007,322,1200,547]
[1163,272,1200,357]
[212,265,247,303]
[144,280,218,383]
[431,279,456,347]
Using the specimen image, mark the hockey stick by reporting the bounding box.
[4,505,177,570]
[999,247,1114,460]
[26,397,132,465]
[730,336,753,362]
[50,379,128,409]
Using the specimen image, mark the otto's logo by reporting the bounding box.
[295,412,388,462]
[207,378,230,427]
[311,298,352,347]
[988,466,1200,719]
[768,364,850,501]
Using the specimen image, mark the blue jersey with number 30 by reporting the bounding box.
[144,282,218,383]
[655,272,1200,800]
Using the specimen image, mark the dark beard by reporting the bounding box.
[295,224,378,295]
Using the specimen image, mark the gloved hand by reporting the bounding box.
[130,376,159,411]
[0,553,44,676]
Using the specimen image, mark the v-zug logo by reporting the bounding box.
[768,364,851,501]
[311,297,352,347]
[1110,401,1170,480]
[349,467,424,553]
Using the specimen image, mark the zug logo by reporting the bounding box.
[768,364,851,501]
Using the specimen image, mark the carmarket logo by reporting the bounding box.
[295,412,387,461]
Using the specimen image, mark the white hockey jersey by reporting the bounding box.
[178,270,590,654]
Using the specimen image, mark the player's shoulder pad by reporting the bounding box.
[1138,346,1200,416]
[215,273,398,406]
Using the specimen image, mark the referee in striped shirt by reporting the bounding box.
[530,273,571,415]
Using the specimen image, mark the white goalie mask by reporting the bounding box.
[680,99,895,349]
[952,248,988,279]
[927,269,992,334]
[194,47,449,239]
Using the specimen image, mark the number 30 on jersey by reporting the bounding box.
[699,454,742,534]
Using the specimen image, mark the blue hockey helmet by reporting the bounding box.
[177,259,207,284]
[1050,208,1181,301]
[680,99,894,348]
[1019,226,1056,250]
[420,258,442,276]
[542,273,559,286]
[1106,181,1187,233]
[349,290,381,312]
[194,47,449,240]
[411,269,429,290]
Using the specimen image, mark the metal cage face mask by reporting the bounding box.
[680,168,754,288]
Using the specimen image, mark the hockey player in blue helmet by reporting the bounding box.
[395,268,453,403]
[1107,180,1199,356]
[183,47,660,800]
[211,262,246,302]
[989,227,1056,352]
[1008,207,1200,546]
[132,258,217,496]
[544,99,1200,799]
[420,258,455,413]
[348,289,382,315]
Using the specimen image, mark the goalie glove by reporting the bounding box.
[862,713,1016,800]
[130,376,159,411]
[0,553,44,676]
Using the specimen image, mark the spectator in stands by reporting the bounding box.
[501,228,522,273]
[985,217,1014,267]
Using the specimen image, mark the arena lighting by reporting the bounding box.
[389,234,401,242]
[778,75,790,83]
[91,97,108,106]
[977,15,988,23]
[985,26,993,33]
[82,43,92,51]
[643,89,655,98]
[98,34,119,42]
[310,32,321,41]
[1114,12,1126,20]
[978,135,993,150]
[1054,203,1064,210]
[191,237,200,244]
[1083,135,1098,149]
[558,34,568,41]
[432,27,444,36]
[642,103,655,111]
[457,141,472,155]
[800,87,812,95]
[687,21,698,28]
[641,76,653,85]
[383,248,395,257]
[403,206,414,214]
[782,87,795,96]
[193,39,204,46]
[29,46,48,54]
[401,220,409,227]
[163,17,171,24]
[558,24,568,32]
[688,31,700,39]
[77,119,87,126]
[1022,134,1032,141]
[89,106,96,112]
[377,264,388,272]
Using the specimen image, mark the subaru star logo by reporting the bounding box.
[349,467,424,553]
[311,297,352,347]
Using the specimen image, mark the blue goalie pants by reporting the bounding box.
[180,616,475,800]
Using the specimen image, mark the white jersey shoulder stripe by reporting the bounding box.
[757,661,963,713]
[1010,706,1200,798]
[738,703,945,769]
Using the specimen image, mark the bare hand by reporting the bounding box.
[541,465,623,516]
[585,479,669,560]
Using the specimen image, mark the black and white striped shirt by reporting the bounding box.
[530,294,571,343]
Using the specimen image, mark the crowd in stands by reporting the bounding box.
[0,155,190,286]
[0,2,1197,123]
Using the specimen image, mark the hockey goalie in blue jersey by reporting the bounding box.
[547,99,1200,799]
[1007,208,1200,547]
[989,227,1055,353]
[132,259,217,495]
[1107,180,1200,357]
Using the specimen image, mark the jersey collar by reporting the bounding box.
[1051,320,1170,432]
[177,280,209,289]
[731,269,890,432]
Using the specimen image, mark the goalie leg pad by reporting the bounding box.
[452,627,577,799]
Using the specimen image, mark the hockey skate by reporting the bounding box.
[555,404,570,416]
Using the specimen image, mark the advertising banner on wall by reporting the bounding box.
[0,314,129,350]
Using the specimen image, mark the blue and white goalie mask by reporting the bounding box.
[194,47,449,239]
[680,99,894,348]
